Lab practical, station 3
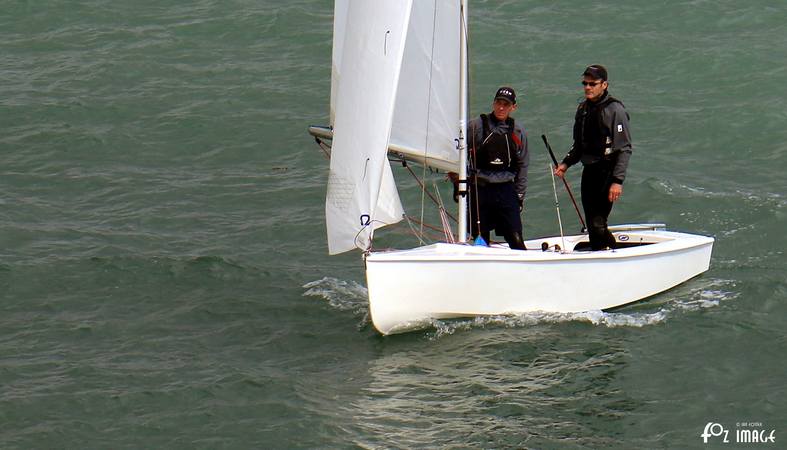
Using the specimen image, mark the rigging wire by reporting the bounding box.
[418,0,441,240]
[404,215,429,246]
[433,180,455,243]
[405,215,448,241]
[354,219,405,253]
[401,161,456,223]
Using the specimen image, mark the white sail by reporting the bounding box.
[329,0,348,125]
[391,0,462,172]
[329,1,462,170]
[326,1,412,255]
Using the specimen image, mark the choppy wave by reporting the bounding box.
[647,178,786,213]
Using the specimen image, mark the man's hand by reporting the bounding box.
[554,163,568,178]
[518,194,524,212]
[608,183,623,202]
[447,172,459,202]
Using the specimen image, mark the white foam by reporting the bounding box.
[302,276,368,314]
[426,309,669,339]
[669,278,737,311]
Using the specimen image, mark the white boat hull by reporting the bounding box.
[365,225,714,335]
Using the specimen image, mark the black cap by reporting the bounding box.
[582,64,608,81]
[494,86,516,104]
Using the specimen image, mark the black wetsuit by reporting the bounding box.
[562,91,632,250]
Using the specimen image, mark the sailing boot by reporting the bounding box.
[505,231,527,250]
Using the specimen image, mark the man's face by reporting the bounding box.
[582,76,607,102]
[492,99,516,120]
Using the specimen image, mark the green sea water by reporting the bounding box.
[1,1,785,448]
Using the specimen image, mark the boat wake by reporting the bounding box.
[424,310,668,339]
[302,277,369,316]
[302,276,736,337]
[669,277,738,312]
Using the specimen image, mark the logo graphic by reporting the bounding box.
[702,422,729,444]
[617,124,624,132]
[701,422,776,445]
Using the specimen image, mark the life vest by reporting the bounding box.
[574,93,623,157]
[474,114,520,171]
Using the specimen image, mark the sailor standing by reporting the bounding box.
[465,86,530,250]
[555,65,633,251]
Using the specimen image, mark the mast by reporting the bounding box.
[456,0,469,241]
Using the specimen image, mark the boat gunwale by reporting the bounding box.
[366,232,714,263]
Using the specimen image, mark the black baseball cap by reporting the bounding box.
[494,86,516,104]
[582,64,608,81]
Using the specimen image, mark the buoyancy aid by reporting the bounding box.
[574,93,623,157]
[474,114,520,172]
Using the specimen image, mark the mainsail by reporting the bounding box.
[391,1,461,172]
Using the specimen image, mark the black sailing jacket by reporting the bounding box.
[563,92,632,184]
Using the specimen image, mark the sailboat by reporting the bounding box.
[309,0,714,335]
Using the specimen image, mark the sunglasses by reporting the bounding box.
[582,80,603,87]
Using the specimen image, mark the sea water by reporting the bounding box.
[1,1,785,448]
